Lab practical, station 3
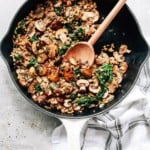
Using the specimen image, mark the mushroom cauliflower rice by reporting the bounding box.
[11,0,131,114]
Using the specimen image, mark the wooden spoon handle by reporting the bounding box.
[88,0,127,45]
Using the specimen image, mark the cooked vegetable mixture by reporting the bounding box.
[11,0,131,114]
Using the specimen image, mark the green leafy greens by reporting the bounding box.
[76,64,113,106]
[27,58,38,68]
[14,19,26,35]
[29,35,39,42]
[34,84,43,92]
[58,44,70,56]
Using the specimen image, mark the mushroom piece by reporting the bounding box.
[89,85,101,94]
[47,44,58,59]
[89,78,101,93]
[36,95,47,104]
[54,0,62,7]
[76,79,89,92]
[102,90,109,98]
[55,28,71,44]
[31,41,38,55]
[119,45,131,55]
[103,94,114,103]
[95,52,109,65]
[40,34,51,45]
[64,99,72,108]
[113,51,125,62]
[37,53,48,63]
[81,10,100,23]
[28,66,36,77]
[35,20,46,32]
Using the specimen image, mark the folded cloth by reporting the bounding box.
[51,41,150,150]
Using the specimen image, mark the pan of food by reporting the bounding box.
[0,0,149,149]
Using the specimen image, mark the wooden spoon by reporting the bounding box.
[64,0,127,66]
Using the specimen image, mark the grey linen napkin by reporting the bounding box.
[51,41,150,150]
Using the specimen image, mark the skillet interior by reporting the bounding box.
[0,0,149,119]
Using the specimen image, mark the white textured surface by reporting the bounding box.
[0,0,150,150]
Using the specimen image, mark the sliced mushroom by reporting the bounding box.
[113,51,125,62]
[89,78,100,93]
[119,62,128,74]
[28,66,36,77]
[35,20,46,32]
[109,57,118,65]
[95,52,109,65]
[103,94,114,103]
[76,79,89,92]
[54,0,62,7]
[115,72,123,84]
[37,53,48,63]
[31,41,38,55]
[48,98,58,105]
[81,10,99,23]
[64,99,72,108]
[119,45,131,55]
[47,44,58,59]
[89,85,101,94]
[102,90,109,98]
[40,34,51,45]
[55,28,71,44]
[38,64,48,76]
[36,95,47,104]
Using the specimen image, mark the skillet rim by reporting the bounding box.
[0,0,150,119]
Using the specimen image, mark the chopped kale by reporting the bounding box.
[34,84,43,92]
[58,44,70,56]
[76,64,113,106]
[70,94,78,100]
[27,58,38,67]
[69,28,85,41]
[74,68,81,76]
[29,35,39,42]
[14,19,26,35]
[64,22,73,33]
[14,54,22,60]
[54,5,64,16]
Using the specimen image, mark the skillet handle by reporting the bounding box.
[60,118,88,150]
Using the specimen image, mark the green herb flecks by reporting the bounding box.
[74,68,81,76]
[54,5,64,16]
[58,44,70,56]
[14,53,22,60]
[14,19,26,35]
[76,64,113,106]
[34,84,43,92]
[64,22,73,33]
[101,64,113,82]
[76,96,97,106]
[27,58,38,68]
[29,35,39,42]
[69,28,85,41]
[70,94,78,100]
[72,0,78,5]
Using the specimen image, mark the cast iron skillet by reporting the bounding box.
[0,0,149,119]
[1,0,150,149]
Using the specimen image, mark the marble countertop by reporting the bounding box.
[0,0,150,150]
